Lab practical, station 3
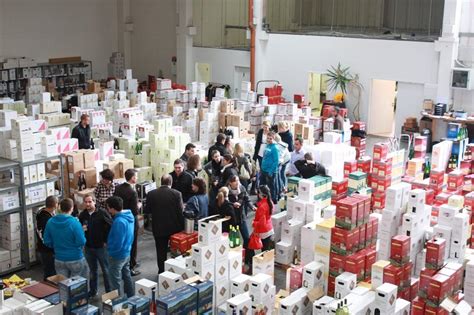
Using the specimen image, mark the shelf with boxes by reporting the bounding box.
[0,155,64,276]
[0,59,92,100]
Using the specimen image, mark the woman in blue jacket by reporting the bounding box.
[185,178,209,230]
[44,198,88,279]
[260,131,280,204]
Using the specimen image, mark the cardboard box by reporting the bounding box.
[59,276,88,313]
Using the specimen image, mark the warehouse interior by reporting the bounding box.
[0,0,474,314]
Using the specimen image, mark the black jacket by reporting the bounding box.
[36,208,54,253]
[114,182,139,216]
[218,200,237,233]
[71,123,91,150]
[220,165,238,187]
[207,142,227,161]
[145,186,184,237]
[78,209,112,248]
[229,184,253,217]
[295,160,327,178]
[279,130,294,152]
[170,171,194,202]
[253,129,264,161]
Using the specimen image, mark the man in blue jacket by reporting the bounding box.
[43,198,88,279]
[105,196,135,297]
[260,131,280,204]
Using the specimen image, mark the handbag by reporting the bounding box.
[239,162,251,180]
[248,233,263,250]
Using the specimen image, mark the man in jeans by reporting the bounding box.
[105,196,134,297]
[36,196,58,280]
[114,169,141,276]
[43,198,88,278]
[79,194,112,297]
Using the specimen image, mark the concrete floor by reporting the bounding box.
[8,134,393,305]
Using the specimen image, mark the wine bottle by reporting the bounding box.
[79,174,87,191]
[341,299,350,315]
[423,159,431,179]
[118,124,123,137]
[229,225,235,248]
[90,138,95,150]
[292,246,299,265]
[114,138,119,150]
[150,287,157,315]
[235,226,242,247]
[135,128,140,141]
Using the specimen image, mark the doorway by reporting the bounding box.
[368,79,397,137]
[233,66,250,99]
[307,72,329,116]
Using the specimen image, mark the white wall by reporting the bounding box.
[259,34,439,124]
[0,0,118,79]
[192,47,250,91]
[131,0,177,81]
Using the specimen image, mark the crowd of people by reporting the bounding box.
[36,120,329,298]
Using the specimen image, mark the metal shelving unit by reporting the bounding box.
[0,155,64,276]
[0,60,92,100]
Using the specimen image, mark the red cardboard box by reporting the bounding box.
[358,224,367,248]
[352,121,366,131]
[370,217,379,244]
[170,231,198,254]
[447,170,464,191]
[411,296,425,315]
[335,197,358,230]
[344,252,365,281]
[329,252,345,276]
[327,275,336,297]
[383,264,403,286]
[357,157,372,173]
[402,262,413,284]
[371,192,385,210]
[410,278,420,301]
[373,143,389,161]
[425,189,435,205]
[426,238,446,270]
[372,159,393,177]
[438,267,456,293]
[351,137,366,148]
[332,179,348,195]
[364,248,377,279]
[399,286,410,300]
[351,194,371,224]
[430,170,445,186]
[444,262,463,291]
[419,268,437,296]
[390,235,411,264]
[375,175,392,193]
[331,226,358,255]
[427,274,451,305]
[424,305,449,315]
[344,161,357,177]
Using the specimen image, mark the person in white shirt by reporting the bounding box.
[287,137,306,177]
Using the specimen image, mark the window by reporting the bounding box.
[193,0,250,49]
[265,0,445,41]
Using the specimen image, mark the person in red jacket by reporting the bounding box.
[252,185,274,251]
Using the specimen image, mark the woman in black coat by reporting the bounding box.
[216,187,237,233]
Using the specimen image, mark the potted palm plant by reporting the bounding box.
[326,63,363,120]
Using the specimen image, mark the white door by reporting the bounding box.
[233,66,250,98]
[368,79,397,137]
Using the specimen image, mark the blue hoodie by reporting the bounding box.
[261,143,280,174]
[43,214,86,262]
[108,210,135,260]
